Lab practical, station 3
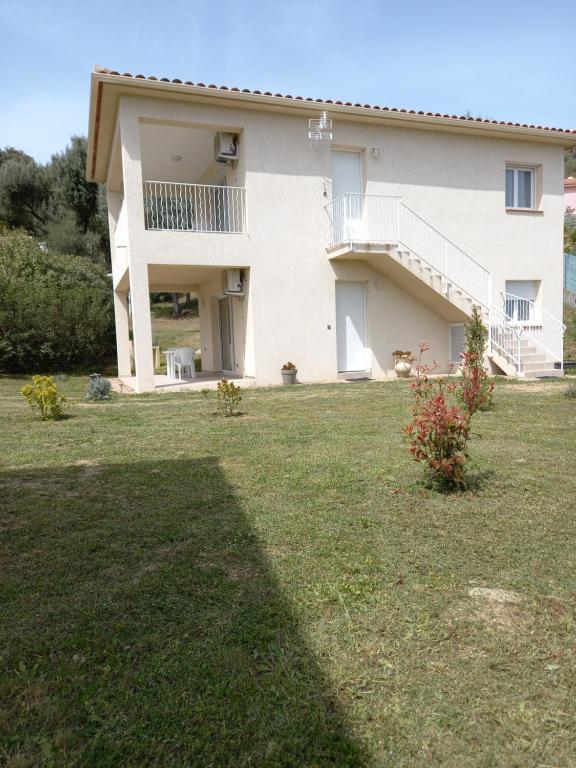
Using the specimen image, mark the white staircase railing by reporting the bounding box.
[501,292,565,365]
[326,193,491,308]
[489,305,523,372]
[143,181,246,233]
[326,193,566,376]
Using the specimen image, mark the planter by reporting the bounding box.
[394,360,412,378]
[281,369,297,385]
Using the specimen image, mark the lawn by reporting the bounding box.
[1,375,575,767]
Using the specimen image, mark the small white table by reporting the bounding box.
[163,349,178,381]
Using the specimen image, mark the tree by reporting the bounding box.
[0,137,110,264]
[0,157,50,234]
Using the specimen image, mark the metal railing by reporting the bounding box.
[501,292,565,365]
[143,181,246,233]
[325,193,492,308]
[489,304,523,371]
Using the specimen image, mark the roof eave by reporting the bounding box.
[86,71,576,183]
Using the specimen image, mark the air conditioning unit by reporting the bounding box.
[222,269,243,295]
[214,132,239,164]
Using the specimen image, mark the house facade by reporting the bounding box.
[87,67,575,392]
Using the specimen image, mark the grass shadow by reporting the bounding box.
[0,458,368,767]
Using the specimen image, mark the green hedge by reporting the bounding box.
[0,230,115,373]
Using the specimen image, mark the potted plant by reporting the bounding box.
[281,361,298,385]
[392,350,415,378]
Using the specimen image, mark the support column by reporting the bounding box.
[114,290,132,377]
[129,263,155,393]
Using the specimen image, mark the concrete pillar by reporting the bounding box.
[114,290,132,377]
[129,263,155,393]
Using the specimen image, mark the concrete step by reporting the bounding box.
[519,353,547,363]
[523,369,563,379]
[522,360,558,371]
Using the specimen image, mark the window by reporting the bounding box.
[504,280,539,323]
[505,166,536,209]
[449,323,466,364]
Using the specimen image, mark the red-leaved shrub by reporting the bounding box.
[405,343,481,490]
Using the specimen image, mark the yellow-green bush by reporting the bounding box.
[21,375,66,420]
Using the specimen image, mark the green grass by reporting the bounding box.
[1,376,576,767]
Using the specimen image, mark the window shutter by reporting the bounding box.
[450,323,466,364]
[505,280,537,301]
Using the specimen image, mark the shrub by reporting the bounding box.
[406,388,471,490]
[458,306,494,413]
[281,361,297,371]
[21,375,66,420]
[0,230,115,373]
[85,374,112,401]
[203,379,243,417]
[216,378,242,417]
[405,342,490,491]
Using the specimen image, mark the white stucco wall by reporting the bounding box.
[110,93,566,389]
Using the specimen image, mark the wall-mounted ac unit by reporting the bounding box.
[214,132,239,164]
[222,269,243,295]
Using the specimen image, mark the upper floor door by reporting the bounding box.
[331,150,363,240]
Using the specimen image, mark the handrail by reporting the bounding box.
[400,201,491,279]
[500,291,564,365]
[502,291,566,332]
[145,179,246,191]
[326,192,401,206]
[325,193,492,308]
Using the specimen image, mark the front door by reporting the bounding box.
[331,150,363,240]
[336,282,367,372]
[219,297,235,374]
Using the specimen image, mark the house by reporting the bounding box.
[86,67,575,392]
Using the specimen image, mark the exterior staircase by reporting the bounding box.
[326,193,565,377]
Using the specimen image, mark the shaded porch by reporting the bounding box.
[114,264,251,393]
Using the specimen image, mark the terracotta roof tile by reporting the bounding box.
[93,67,576,136]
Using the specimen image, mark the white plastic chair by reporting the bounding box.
[174,347,196,380]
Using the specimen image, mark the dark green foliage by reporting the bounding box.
[460,305,494,412]
[0,136,109,264]
[0,157,50,234]
[464,305,488,365]
[0,230,114,373]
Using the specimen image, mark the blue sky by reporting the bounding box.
[1,0,574,163]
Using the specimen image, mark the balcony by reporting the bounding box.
[143,181,246,234]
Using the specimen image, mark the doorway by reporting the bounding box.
[219,296,235,374]
[331,150,363,240]
[335,282,367,372]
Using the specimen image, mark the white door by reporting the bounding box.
[219,297,235,374]
[332,150,363,240]
[336,282,367,372]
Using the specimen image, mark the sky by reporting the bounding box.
[1,0,574,163]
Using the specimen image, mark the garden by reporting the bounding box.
[1,364,575,766]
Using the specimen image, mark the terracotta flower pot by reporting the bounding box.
[394,359,412,378]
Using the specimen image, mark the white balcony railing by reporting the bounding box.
[143,181,246,233]
[326,193,492,309]
[501,292,565,364]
